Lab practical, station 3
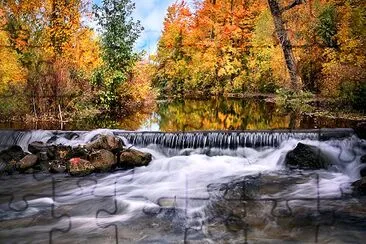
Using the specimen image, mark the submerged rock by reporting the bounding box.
[68,158,95,176]
[118,148,152,168]
[285,143,331,170]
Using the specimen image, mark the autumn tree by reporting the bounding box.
[0,0,103,119]
[266,0,306,91]
[154,0,261,96]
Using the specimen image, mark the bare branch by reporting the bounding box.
[281,0,306,13]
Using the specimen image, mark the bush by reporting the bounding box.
[340,81,366,112]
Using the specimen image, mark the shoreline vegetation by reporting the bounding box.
[1,0,365,129]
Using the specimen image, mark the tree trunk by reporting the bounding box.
[267,0,301,91]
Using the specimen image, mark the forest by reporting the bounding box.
[0,0,365,124]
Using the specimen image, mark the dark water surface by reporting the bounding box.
[0,98,361,131]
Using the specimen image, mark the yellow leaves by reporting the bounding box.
[128,61,155,102]
[63,28,102,77]
[0,31,25,93]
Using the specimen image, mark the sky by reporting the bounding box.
[92,0,195,54]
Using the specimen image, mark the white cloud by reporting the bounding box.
[133,0,176,54]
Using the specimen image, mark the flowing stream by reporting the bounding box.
[0,129,365,243]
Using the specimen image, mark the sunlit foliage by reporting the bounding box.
[154,0,366,110]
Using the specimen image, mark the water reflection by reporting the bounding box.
[0,98,361,131]
[141,98,359,131]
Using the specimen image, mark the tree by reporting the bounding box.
[92,0,143,112]
[267,0,305,91]
[93,0,142,72]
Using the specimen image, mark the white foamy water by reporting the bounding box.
[0,129,365,243]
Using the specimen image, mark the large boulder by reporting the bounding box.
[85,135,123,152]
[16,154,38,172]
[285,143,332,170]
[118,149,152,168]
[68,158,95,176]
[89,149,116,172]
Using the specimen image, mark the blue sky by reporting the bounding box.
[92,0,194,54]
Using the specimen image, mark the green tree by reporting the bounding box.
[92,0,143,112]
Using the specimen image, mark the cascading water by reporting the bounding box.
[0,128,355,151]
[0,129,365,243]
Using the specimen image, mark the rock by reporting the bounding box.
[64,146,89,160]
[68,158,95,176]
[354,122,366,139]
[28,142,56,159]
[0,145,27,174]
[89,149,116,172]
[352,177,366,195]
[0,145,27,162]
[360,166,366,177]
[85,135,123,151]
[0,160,17,175]
[36,161,52,172]
[39,151,48,161]
[118,149,152,168]
[64,132,79,140]
[16,154,38,172]
[361,155,366,164]
[56,146,72,160]
[285,143,331,170]
[50,160,67,174]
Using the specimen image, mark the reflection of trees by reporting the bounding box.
[157,98,294,131]
[67,102,157,130]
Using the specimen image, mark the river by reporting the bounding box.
[0,129,365,243]
[0,98,362,131]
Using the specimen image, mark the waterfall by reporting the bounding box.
[0,128,355,151]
